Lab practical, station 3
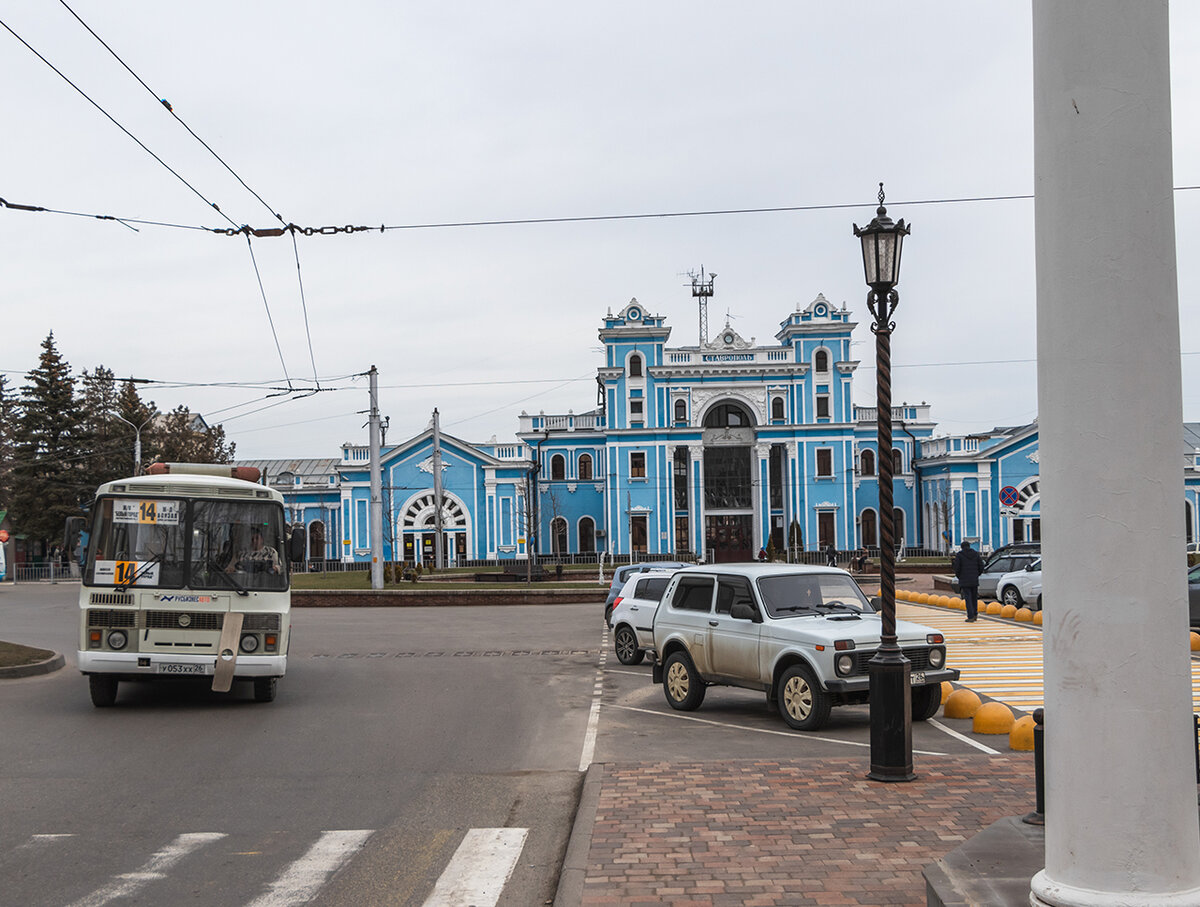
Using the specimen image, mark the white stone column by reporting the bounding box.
[1032,3,1200,904]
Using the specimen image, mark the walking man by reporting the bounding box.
[952,540,985,622]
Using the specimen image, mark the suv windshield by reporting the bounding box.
[756,573,874,619]
[85,495,287,592]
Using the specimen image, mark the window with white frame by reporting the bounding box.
[578,453,593,481]
[816,448,833,477]
[630,451,647,478]
[815,349,830,372]
[550,454,565,481]
[816,394,831,419]
[674,398,687,426]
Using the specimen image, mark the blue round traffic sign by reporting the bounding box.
[999,485,1019,507]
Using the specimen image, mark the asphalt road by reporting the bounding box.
[0,582,990,906]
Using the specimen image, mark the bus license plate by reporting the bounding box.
[911,672,925,685]
[157,663,212,676]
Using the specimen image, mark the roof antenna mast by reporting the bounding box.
[688,266,716,346]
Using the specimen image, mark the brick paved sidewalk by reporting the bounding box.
[578,755,1035,907]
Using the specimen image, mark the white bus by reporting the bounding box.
[78,463,304,707]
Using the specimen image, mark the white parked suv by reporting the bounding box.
[610,570,677,665]
[651,564,959,731]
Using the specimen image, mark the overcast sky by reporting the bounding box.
[4,2,1200,460]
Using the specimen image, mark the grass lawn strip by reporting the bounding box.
[0,640,55,669]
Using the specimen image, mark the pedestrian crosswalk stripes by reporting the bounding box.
[899,602,1200,715]
[17,826,528,907]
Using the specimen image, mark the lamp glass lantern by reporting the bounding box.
[855,207,908,292]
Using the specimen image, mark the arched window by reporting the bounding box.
[1188,501,1195,545]
[551,517,568,554]
[674,399,687,426]
[860,510,877,547]
[892,448,903,474]
[703,401,755,428]
[578,453,593,481]
[628,354,643,377]
[771,397,785,422]
[860,449,876,476]
[893,508,905,545]
[579,516,595,553]
[815,349,829,372]
[550,454,565,481]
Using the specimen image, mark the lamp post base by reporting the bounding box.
[867,649,915,782]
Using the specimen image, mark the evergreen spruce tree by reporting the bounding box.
[11,333,87,553]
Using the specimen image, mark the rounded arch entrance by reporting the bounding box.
[400,491,470,565]
[699,398,758,563]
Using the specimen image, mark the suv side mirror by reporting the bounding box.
[730,601,759,622]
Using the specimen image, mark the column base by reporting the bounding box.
[1031,870,1200,906]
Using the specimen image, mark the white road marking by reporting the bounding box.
[578,629,607,771]
[421,827,529,907]
[68,832,227,907]
[928,718,1002,754]
[244,829,373,907]
[611,704,949,754]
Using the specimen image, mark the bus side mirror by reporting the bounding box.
[288,527,307,562]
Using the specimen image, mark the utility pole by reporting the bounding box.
[432,408,444,569]
[368,366,384,590]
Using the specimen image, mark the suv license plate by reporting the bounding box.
[157,663,212,676]
[911,671,925,685]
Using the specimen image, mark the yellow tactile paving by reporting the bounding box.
[898,601,1200,715]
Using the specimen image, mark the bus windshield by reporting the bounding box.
[85,496,287,592]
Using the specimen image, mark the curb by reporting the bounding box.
[553,762,603,907]
[0,652,66,679]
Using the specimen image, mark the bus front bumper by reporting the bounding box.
[78,651,286,678]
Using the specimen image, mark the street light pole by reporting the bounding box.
[112,412,153,475]
[853,184,913,782]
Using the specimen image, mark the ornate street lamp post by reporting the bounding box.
[853,184,913,781]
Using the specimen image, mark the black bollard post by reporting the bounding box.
[1022,707,1045,826]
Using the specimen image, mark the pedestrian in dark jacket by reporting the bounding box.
[952,540,986,621]
[825,544,837,568]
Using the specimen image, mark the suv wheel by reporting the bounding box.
[777,664,831,731]
[912,683,942,721]
[662,652,705,711]
[1001,585,1023,607]
[613,626,644,665]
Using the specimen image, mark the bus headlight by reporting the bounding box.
[107,630,128,650]
[239,634,259,654]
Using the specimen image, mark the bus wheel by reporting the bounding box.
[89,675,118,708]
[253,678,277,703]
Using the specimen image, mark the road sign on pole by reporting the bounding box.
[999,486,1020,508]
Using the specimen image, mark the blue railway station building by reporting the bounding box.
[241,296,1200,565]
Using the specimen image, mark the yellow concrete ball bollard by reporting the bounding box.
[1015,607,1033,622]
[943,688,982,719]
[1000,603,1018,619]
[940,681,954,705]
[973,701,1015,734]
[1034,610,1044,626]
[1191,632,1200,652]
[1009,714,1037,751]
[986,600,1004,615]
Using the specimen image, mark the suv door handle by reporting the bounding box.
[708,620,719,627]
